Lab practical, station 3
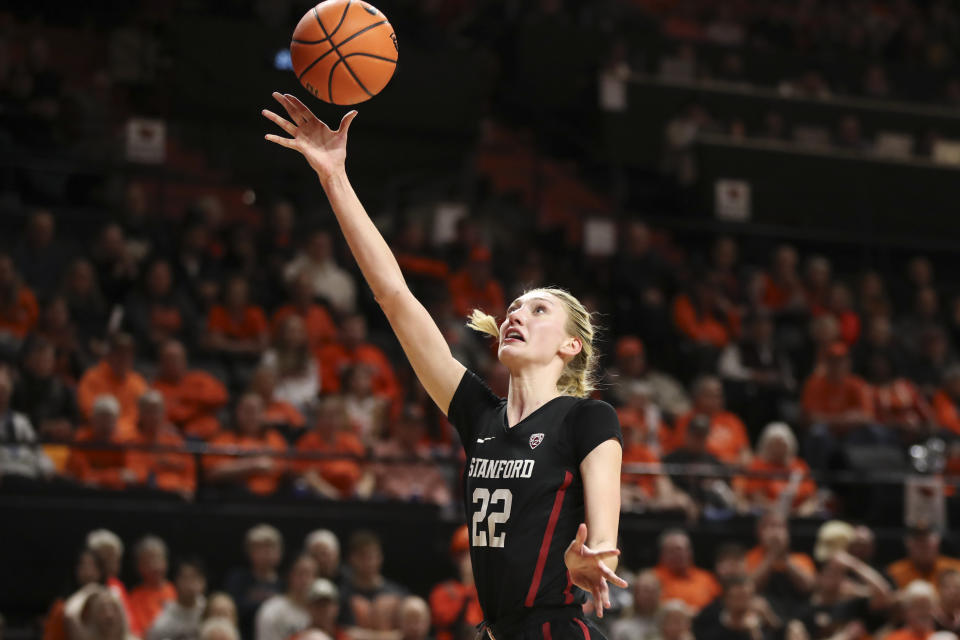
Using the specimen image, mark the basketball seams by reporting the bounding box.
[341,52,397,63]
[315,6,386,103]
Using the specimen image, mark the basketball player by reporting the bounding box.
[263,92,627,640]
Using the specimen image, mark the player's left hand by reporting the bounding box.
[564,523,628,618]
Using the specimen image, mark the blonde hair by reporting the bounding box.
[467,287,599,398]
[758,422,798,460]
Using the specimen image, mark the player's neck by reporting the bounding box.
[505,371,560,428]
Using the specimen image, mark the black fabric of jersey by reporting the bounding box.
[447,370,623,630]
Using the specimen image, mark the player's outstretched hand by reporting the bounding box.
[564,523,628,618]
[262,92,357,183]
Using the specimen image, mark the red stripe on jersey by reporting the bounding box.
[524,470,573,607]
[562,570,574,604]
[542,622,553,640]
[575,618,591,639]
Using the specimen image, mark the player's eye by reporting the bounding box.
[534,305,546,313]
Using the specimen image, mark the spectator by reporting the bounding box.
[801,342,880,470]
[650,529,721,612]
[648,599,693,640]
[77,587,138,640]
[908,327,957,397]
[886,581,939,640]
[0,253,39,348]
[617,380,668,456]
[129,536,176,634]
[146,558,207,640]
[203,275,270,375]
[372,403,451,506]
[0,364,52,481]
[260,200,299,285]
[249,364,306,440]
[260,315,319,416]
[853,315,905,377]
[761,245,806,313]
[36,295,88,383]
[448,246,505,320]
[813,521,855,566]
[672,275,739,352]
[199,618,239,640]
[115,182,164,264]
[662,414,731,509]
[77,333,148,439]
[13,337,77,451]
[255,554,318,640]
[127,391,195,497]
[152,339,228,441]
[13,208,71,300]
[887,526,960,589]
[67,394,136,490]
[736,422,817,516]
[42,549,103,640]
[295,579,347,640]
[612,222,674,355]
[693,544,752,637]
[223,524,284,639]
[89,223,139,306]
[669,376,751,465]
[396,596,431,640]
[87,529,136,630]
[933,366,960,436]
[697,575,779,640]
[284,230,357,315]
[171,220,222,311]
[294,395,371,499]
[316,313,400,408]
[203,593,238,627]
[746,511,816,620]
[206,393,287,496]
[857,271,891,324]
[804,256,833,315]
[798,314,842,381]
[825,283,861,345]
[936,570,960,633]
[304,530,341,583]
[900,287,946,358]
[429,526,482,640]
[124,259,198,356]
[59,259,109,357]
[610,570,661,640]
[607,336,691,421]
[222,225,268,305]
[340,530,408,629]
[341,364,389,444]
[271,272,338,350]
[393,218,449,303]
[865,353,935,444]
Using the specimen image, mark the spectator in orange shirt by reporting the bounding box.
[272,271,338,349]
[249,363,306,441]
[0,252,39,346]
[448,246,504,320]
[887,527,960,590]
[124,259,198,357]
[316,313,400,409]
[204,275,269,373]
[128,535,177,634]
[745,511,815,619]
[760,245,806,313]
[67,395,136,490]
[206,393,288,496]
[77,333,149,439]
[372,404,452,507]
[801,342,888,470]
[669,375,751,465]
[650,529,721,612]
[128,390,195,497]
[736,422,817,516]
[885,580,938,640]
[866,353,936,444]
[429,526,483,640]
[932,366,960,437]
[672,276,738,351]
[152,339,228,441]
[824,282,861,345]
[295,395,372,499]
[804,255,833,316]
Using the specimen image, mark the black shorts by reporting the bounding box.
[484,612,606,640]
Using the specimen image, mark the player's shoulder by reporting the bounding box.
[564,396,620,426]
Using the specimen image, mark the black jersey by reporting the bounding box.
[447,370,623,625]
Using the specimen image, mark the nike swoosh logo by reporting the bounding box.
[476,436,496,443]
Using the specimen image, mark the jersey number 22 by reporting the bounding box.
[471,487,513,548]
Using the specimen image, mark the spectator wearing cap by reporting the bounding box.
[293,579,348,640]
[205,393,288,496]
[886,581,939,640]
[340,530,408,629]
[735,423,816,516]
[284,229,357,315]
[13,338,78,467]
[936,570,960,633]
[77,333,148,439]
[248,363,306,441]
[67,394,137,490]
[429,526,482,640]
[316,314,400,411]
[801,341,881,470]
[152,339,228,441]
[260,314,320,415]
[146,557,207,640]
[294,395,371,499]
[0,364,53,481]
[865,353,935,444]
[255,554,318,640]
[887,527,960,590]
[224,524,284,639]
[87,529,136,628]
[746,511,815,620]
[607,336,690,421]
[650,529,721,612]
[304,530,341,583]
[272,272,338,351]
[0,252,39,347]
[610,570,661,640]
[668,376,751,466]
[372,403,452,506]
[203,275,270,377]
[129,536,177,634]
[447,246,504,320]
[127,391,195,496]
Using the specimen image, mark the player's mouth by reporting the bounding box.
[502,328,525,344]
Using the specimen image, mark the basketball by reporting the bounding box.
[290,0,398,106]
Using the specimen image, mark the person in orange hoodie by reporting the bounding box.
[127,390,196,497]
[294,395,371,499]
[206,393,288,495]
[316,313,399,409]
[735,422,817,516]
[128,535,176,634]
[272,271,338,349]
[429,526,483,640]
[669,375,752,466]
[67,395,137,490]
[152,339,228,441]
[77,333,148,439]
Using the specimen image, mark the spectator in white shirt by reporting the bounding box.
[0,364,53,480]
[147,558,207,640]
[284,230,356,315]
[255,554,318,640]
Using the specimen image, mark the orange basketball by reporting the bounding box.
[290,0,398,105]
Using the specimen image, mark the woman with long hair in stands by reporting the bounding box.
[263,93,626,640]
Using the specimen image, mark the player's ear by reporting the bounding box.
[560,335,582,359]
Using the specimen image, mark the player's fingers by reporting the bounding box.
[576,523,588,545]
[593,587,604,618]
[284,93,318,124]
[601,566,629,589]
[272,92,300,121]
[600,577,612,609]
[264,134,298,150]
[338,110,358,134]
[582,548,621,559]
[261,109,298,136]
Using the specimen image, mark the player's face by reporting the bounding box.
[498,292,577,371]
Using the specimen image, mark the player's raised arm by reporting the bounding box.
[262,92,465,413]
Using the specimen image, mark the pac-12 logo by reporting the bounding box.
[529,433,544,449]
